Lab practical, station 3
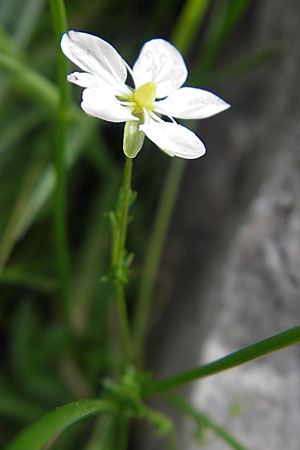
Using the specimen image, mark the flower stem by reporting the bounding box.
[117,157,133,264]
[142,325,300,395]
[50,0,70,314]
[115,281,132,366]
[132,159,185,366]
[116,413,129,450]
[113,157,133,366]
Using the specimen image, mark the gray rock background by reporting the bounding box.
[145,1,300,449]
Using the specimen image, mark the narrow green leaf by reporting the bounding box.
[0,268,57,292]
[172,0,211,54]
[4,399,116,450]
[10,301,67,402]
[0,0,19,27]
[0,52,58,108]
[203,45,282,85]
[0,110,41,162]
[196,0,253,73]
[143,325,300,395]
[0,136,50,270]
[0,120,94,269]
[69,177,119,335]
[133,158,185,366]
[13,0,45,48]
[49,0,71,313]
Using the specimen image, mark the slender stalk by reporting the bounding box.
[132,159,184,365]
[116,413,129,450]
[86,416,115,450]
[112,157,133,366]
[142,325,300,395]
[117,157,133,264]
[165,392,247,450]
[49,0,70,313]
[115,281,132,366]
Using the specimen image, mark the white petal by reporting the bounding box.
[140,119,206,159]
[61,31,128,88]
[155,87,231,119]
[133,39,187,98]
[81,87,137,123]
[67,72,102,88]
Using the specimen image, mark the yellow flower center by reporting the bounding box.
[132,82,156,110]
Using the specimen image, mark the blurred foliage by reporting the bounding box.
[0,0,273,448]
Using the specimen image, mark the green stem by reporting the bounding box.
[117,157,133,264]
[113,157,133,366]
[116,413,129,450]
[142,325,300,395]
[49,0,70,313]
[132,159,185,365]
[86,416,115,450]
[164,392,247,450]
[115,281,132,366]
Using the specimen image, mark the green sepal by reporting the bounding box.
[123,120,145,158]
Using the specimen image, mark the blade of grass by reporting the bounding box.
[49,0,71,313]
[202,45,282,86]
[0,0,44,106]
[13,0,45,48]
[4,399,116,450]
[132,158,185,365]
[0,0,20,28]
[142,325,300,395]
[196,0,253,75]
[0,51,58,108]
[0,110,42,162]
[0,119,102,270]
[10,301,68,402]
[172,0,211,55]
[0,268,57,292]
[0,135,50,270]
[69,174,120,335]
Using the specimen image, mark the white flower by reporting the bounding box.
[61,31,230,159]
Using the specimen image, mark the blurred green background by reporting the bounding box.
[0,0,258,448]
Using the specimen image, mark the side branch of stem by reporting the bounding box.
[112,157,133,366]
